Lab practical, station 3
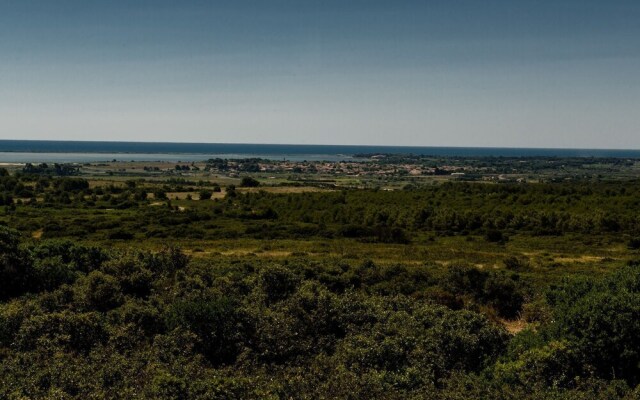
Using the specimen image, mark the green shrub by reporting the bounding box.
[199,190,212,200]
[240,177,260,187]
[15,311,106,353]
[108,230,135,240]
[165,295,245,365]
[32,256,79,292]
[482,273,525,319]
[503,256,529,271]
[493,340,584,388]
[0,226,34,300]
[628,238,640,250]
[485,229,508,243]
[75,271,124,312]
[257,265,300,305]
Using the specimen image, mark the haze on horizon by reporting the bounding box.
[1,0,639,149]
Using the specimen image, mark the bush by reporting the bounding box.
[339,225,373,238]
[553,290,640,384]
[542,267,640,385]
[199,190,212,200]
[441,265,525,318]
[0,300,38,347]
[493,340,584,388]
[240,177,260,187]
[148,371,188,400]
[102,254,154,297]
[165,295,245,364]
[503,256,529,271]
[30,240,108,273]
[76,271,124,312]
[0,226,34,299]
[333,302,508,387]
[485,230,508,243]
[108,230,135,240]
[441,265,487,298]
[32,256,79,292]
[257,265,300,304]
[482,273,525,319]
[373,226,410,244]
[225,185,237,198]
[15,311,107,353]
[521,298,552,324]
[109,300,164,336]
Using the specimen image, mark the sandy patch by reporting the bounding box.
[238,186,330,194]
[502,319,527,335]
[554,255,605,263]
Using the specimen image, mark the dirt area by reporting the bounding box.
[554,255,605,263]
[502,318,528,335]
[238,186,331,194]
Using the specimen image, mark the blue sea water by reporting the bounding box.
[1,140,639,162]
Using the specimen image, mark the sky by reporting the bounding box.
[1,0,639,148]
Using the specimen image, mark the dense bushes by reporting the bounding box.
[486,266,640,395]
[6,174,640,243]
[543,268,640,385]
[166,295,246,365]
[15,311,107,353]
[0,232,639,397]
[3,169,640,397]
[0,229,110,300]
[198,190,212,200]
[240,177,260,187]
[0,227,33,299]
[629,237,640,250]
[441,264,526,318]
[0,236,516,398]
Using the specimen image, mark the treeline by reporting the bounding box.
[1,227,639,398]
[6,172,640,243]
[353,154,636,174]
[231,183,640,239]
[22,163,80,176]
[0,170,89,206]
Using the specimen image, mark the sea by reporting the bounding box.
[1,140,640,163]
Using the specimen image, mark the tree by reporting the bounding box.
[485,229,508,243]
[75,271,124,312]
[165,295,245,365]
[225,185,237,198]
[240,177,260,187]
[0,227,33,300]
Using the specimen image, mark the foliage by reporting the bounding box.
[240,177,260,187]
[1,167,640,397]
[0,228,636,397]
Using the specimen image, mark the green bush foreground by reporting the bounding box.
[1,226,640,399]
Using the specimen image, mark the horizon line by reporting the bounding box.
[1,139,639,153]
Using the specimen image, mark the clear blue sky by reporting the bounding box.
[1,0,639,148]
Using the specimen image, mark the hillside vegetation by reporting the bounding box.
[1,165,640,398]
